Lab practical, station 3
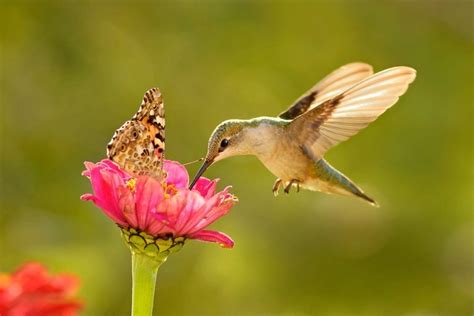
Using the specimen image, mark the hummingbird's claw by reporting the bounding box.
[272,178,282,196]
[284,179,300,194]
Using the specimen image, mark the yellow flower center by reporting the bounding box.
[163,183,178,199]
[126,178,178,198]
[127,178,137,191]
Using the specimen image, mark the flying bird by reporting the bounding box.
[189,63,416,205]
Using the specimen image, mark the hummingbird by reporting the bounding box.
[189,63,416,205]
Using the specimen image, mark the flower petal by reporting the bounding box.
[181,190,234,235]
[163,160,189,189]
[82,160,130,181]
[134,176,164,230]
[81,161,97,177]
[187,200,234,234]
[189,230,234,248]
[80,194,95,202]
[148,194,182,235]
[99,159,130,180]
[192,177,218,198]
[174,191,206,234]
[83,164,129,226]
[118,185,136,228]
[158,192,185,227]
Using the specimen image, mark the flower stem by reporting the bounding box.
[131,252,164,316]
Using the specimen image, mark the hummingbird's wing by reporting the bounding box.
[289,66,416,158]
[279,63,373,120]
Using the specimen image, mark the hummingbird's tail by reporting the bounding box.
[310,159,378,206]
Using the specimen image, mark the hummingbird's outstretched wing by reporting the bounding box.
[289,66,416,159]
[279,63,373,120]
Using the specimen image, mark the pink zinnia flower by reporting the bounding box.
[0,262,82,316]
[81,159,237,251]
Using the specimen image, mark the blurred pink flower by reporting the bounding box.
[81,159,236,248]
[0,262,82,316]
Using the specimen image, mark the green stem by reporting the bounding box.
[131,252,164,316]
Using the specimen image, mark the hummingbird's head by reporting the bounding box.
[189,119,247,188]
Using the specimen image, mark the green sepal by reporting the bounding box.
[120,227,186,263]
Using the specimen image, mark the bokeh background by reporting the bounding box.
[1,1,473,315]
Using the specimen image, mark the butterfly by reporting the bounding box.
[106,88,165,179]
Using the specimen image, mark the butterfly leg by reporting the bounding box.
[272,178,282,197]
[284,179,300,194]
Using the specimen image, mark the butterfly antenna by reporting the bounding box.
[182,157,204,166]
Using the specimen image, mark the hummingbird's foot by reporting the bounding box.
[284,179,300,194]
[272,178,282,196]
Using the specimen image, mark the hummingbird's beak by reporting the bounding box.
[189,159,213,189]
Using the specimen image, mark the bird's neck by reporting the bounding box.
[239,117,285,157]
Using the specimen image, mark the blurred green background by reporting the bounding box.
[1,1,473,315]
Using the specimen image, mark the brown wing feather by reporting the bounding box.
[289,66,416,158]
[279,63,373,120]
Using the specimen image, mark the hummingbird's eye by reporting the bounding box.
[220,139,229,150]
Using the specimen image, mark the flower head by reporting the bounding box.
[81,159,237,256]
[0,262,82,316]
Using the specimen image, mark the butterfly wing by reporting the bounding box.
[107,88,165,178]
[279,63,373,120]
